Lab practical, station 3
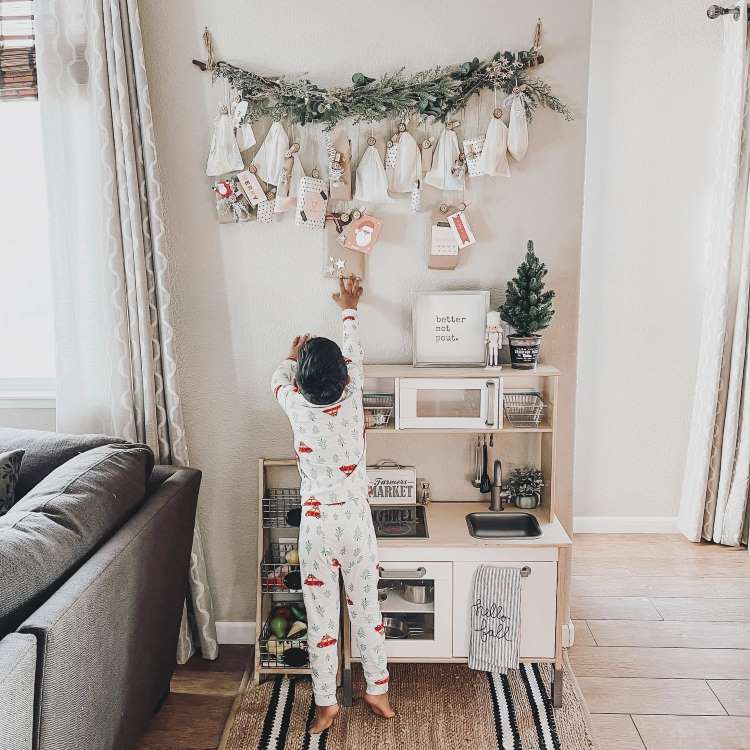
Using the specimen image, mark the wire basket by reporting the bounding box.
[363,393,394,429]
[262,487,301,528]
[504,391,545,428]
[258,609,309,669]
[261,542,302,593]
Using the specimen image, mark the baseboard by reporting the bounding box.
[216,621,256,645]
[573,516,678,534]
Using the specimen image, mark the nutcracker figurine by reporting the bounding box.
[486,310,503,367]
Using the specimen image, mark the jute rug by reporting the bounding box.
[219,659,598,750]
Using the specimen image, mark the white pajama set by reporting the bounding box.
[271,309,389,706]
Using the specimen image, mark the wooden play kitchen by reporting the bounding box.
[256,363,571,708]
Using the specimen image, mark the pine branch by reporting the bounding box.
[210,47,571,128]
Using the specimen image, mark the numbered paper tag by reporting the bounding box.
[237,169,266,206]
[447,210,476,249]
[428,221,460,269]
[431,223,459,256]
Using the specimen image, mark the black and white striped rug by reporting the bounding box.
[220,661,597,750]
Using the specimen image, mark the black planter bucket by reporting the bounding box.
[508,335,541,370]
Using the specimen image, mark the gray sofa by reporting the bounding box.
[0,428,202,750]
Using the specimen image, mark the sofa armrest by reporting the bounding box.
[0,633,36,750]
[20,466,201,750]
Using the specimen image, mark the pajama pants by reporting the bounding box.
[298,496,389,706]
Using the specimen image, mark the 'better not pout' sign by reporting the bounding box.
[413,291,490,366]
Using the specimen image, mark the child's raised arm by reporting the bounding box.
[271,334,312,411]
[332,277,364,387]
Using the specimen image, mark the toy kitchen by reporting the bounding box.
[254,292,572,708]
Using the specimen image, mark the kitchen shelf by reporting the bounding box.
[379,588,435,614]
[364,364,560,378]
[366,418,552,435]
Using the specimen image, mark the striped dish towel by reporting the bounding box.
[467,565,522,674]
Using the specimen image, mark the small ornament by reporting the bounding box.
[206,104,244,177]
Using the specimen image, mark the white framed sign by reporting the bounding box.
[412,290,490,367]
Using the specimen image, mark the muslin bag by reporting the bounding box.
[232,98,256,151]
[477,110,511,177]
[389,129,421,193]
[354,141,391,203]
[206,104,244,176]
[251,120,290,186]
[424,127,464,191]
[505,91,529,162]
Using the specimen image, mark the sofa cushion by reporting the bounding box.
[0,428,122,499]
[0,450,24,516]
[0,443,154,635]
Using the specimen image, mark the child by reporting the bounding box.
[271,277,394,734]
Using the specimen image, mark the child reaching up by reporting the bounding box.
[271,277,394,734]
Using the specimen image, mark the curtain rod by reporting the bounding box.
[707,4,747,19]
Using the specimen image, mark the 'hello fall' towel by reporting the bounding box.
[467,565,522,674]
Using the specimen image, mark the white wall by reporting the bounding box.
[575,0,723,527]
[138,1,592,621]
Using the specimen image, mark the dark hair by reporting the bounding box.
[296,337,348,405]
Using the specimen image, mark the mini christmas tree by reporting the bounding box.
[499,240,555,336]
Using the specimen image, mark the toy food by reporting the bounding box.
[270,615,289,639]
[287,620,307,639]
[285,548,300,565]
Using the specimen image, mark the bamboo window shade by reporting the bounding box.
[0,0,36,101]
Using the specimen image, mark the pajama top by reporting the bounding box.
[271,308,367,505]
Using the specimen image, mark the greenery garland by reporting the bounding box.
[212,47,572,128]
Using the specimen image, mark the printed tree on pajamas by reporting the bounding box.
[270,309,389,706]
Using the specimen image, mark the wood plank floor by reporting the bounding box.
[570,533,750,750]
[136,534,749,749]
[135,644,250,750]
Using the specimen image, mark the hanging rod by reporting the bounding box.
[707,4,745,19]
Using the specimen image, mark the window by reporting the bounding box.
[1,1,55,404]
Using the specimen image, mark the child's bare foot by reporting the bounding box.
[364,692,395,718]
[310,704,340,734]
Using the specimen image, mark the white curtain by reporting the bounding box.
[679,3,750,549]
[36,0,219,661]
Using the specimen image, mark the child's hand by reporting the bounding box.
[332,277,363,310]
[289,334,313,360]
